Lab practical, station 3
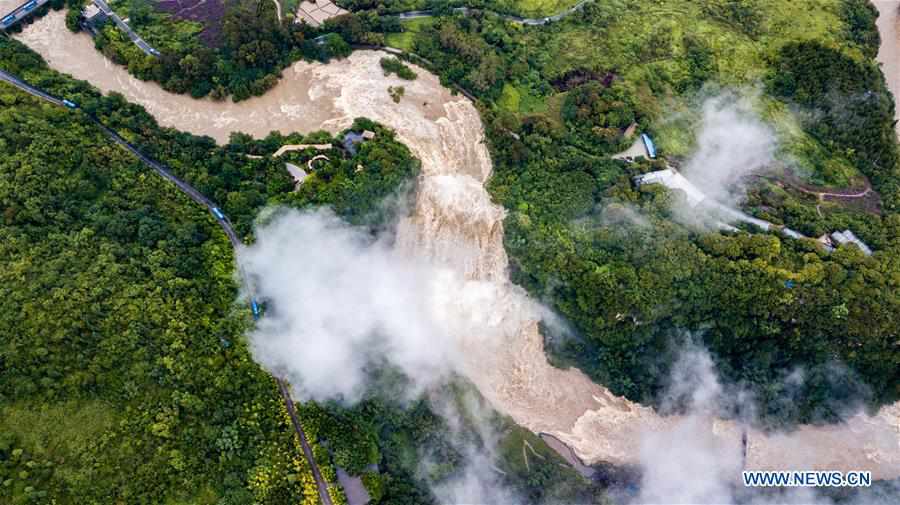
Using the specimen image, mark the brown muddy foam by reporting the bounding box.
[14,9,900,479]
[875,1,900,135]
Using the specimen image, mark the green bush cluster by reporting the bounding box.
[380,56,418,79]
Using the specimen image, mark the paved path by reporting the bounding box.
[93,0,159,57]
[0,69,333,505]
[0,68,63,105]
[278,380,333,505]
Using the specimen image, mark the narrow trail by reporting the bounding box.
[751,172,876,203]
[94,0,159,57]
[777,170,874,199]
[0,69,333,505]
[12,8,900,484]
[815,187,872,198]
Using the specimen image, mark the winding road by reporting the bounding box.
[0,68,333,505]
[10,6,900,489]
[93,0,160,57]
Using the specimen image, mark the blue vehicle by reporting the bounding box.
[23,0,37,11]
[211,207,225,220]
[62,99,78,109]
[641,133,657,159]
[251,299,261,319]
[2,14,15,26]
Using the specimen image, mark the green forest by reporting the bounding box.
[0,37,422,503]
[348,0,900,426]
[1,33,599,503]
[4,0,900,501]
[0,67,308,504]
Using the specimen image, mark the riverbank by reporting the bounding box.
[875,1,900,135]
[12,8,900,481]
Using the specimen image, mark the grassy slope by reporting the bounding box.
[498,0,583,17]
[393,0,900,424]
[523,0,845,81]
[386,17,434,51]
[500,0,862,185]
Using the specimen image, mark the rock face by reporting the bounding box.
[16,9,900,480]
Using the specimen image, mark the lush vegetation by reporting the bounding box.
[355,0,900,427]
[336,0,583,18]
[86,0,298,100]
[7,0,900,497]
[1,35,596,503]
[304,379,608,504]
[562,80,640,154]
[770,40,900,210]
[0,37,422,503]
[0,68,306,505]
[380,56,418,79]
[54,0,391,100]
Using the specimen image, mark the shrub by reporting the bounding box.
[379,57,417,80]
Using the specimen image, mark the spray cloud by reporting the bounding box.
[661,92,779,231]
[238,207,469,402]
[681,92,777,205]
[238,206,531,501]
[634,344,898,505]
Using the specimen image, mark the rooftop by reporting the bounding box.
[296,0,347,27]
[831,230,873,256]
[284,162,308,185]
[634,168,707,207]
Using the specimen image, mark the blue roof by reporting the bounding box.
[641,134,657,159]
[343,131,364,155]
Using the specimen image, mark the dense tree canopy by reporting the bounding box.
[5,0,900,499]
[0,79,306,505]
[562,80,639,154]
[770,40,900,210]
[0,37,420,503]
[351,0,900,426]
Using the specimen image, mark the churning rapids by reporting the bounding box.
[16,9,899,480]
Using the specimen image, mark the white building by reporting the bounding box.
[830,230,873,256]
[284,162,308,185]
[634,168,707,207]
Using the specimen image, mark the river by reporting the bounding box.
[14,9,900,480]
[875,0,900,135]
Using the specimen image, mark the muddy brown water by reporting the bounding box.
[14,9,900,480]
[876,1,900,136]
